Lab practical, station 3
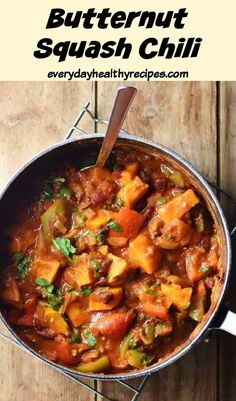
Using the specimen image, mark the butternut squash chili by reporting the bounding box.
[0,149,220,373]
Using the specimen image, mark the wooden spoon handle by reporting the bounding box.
[96,86,137,167]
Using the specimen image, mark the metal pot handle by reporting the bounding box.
[216,308,236,336]
[210,302,236,336]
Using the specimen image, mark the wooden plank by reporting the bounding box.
[218,81,236,401]
[97,82,217,181]
[0,81,95,401]
[0,81,95,190]
[97,81,218,401]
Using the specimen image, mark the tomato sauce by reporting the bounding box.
[0,149,221,373]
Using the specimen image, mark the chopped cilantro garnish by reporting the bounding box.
[35,277,62,310]
[107,219,123,232]
[35,277,50,287]
[15,252,32,280]
[86,332,97,348]
[56,187,74,200]
[70,331,81,344]
[69,287,92,297]
[80,288,92,296]
[47,289,62,310]
[53,237,76,257]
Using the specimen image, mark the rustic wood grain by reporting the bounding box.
[97,82,217,181]
[0,82,95,190]
[218,82,236,401]
[0,81,95,401]
[97,81,218,401]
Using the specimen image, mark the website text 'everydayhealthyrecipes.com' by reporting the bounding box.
[47,68,189,81]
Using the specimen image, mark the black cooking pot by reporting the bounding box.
[0,132,235,381]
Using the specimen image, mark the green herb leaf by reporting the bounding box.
[35,277,62,310]
[35,277,50,287]
[86,332,97,348]
[69,286,92,297]
[80,288,92,296]
[46,285,54,294]
[56,187,73,200]
[53,237,76,257]
[70,331,81,344]
[156,196,167,206]
[107,219,123,232]
[15,252,23,264]
[47,289,62,310]
[15,252,32,280]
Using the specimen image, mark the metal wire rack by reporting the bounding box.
[0,101,236,401]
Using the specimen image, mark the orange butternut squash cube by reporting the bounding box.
[115,162,139,185]
[108,253,128,283]
[89,287,123,311]
[98,245,109,256]
[128,234,161,274]
[86,209,116,230]
[161,284,192,311]
[66,301,90,327]
[90,166,113,183]
[33,257,60,284]
[64,254,94,289]
[37,302,69,335]
[116,176,148,208]
[158,189,200,224]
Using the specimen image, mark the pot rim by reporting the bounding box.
[0,132,232,381]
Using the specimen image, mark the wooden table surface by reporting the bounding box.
[0,82,235,401]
